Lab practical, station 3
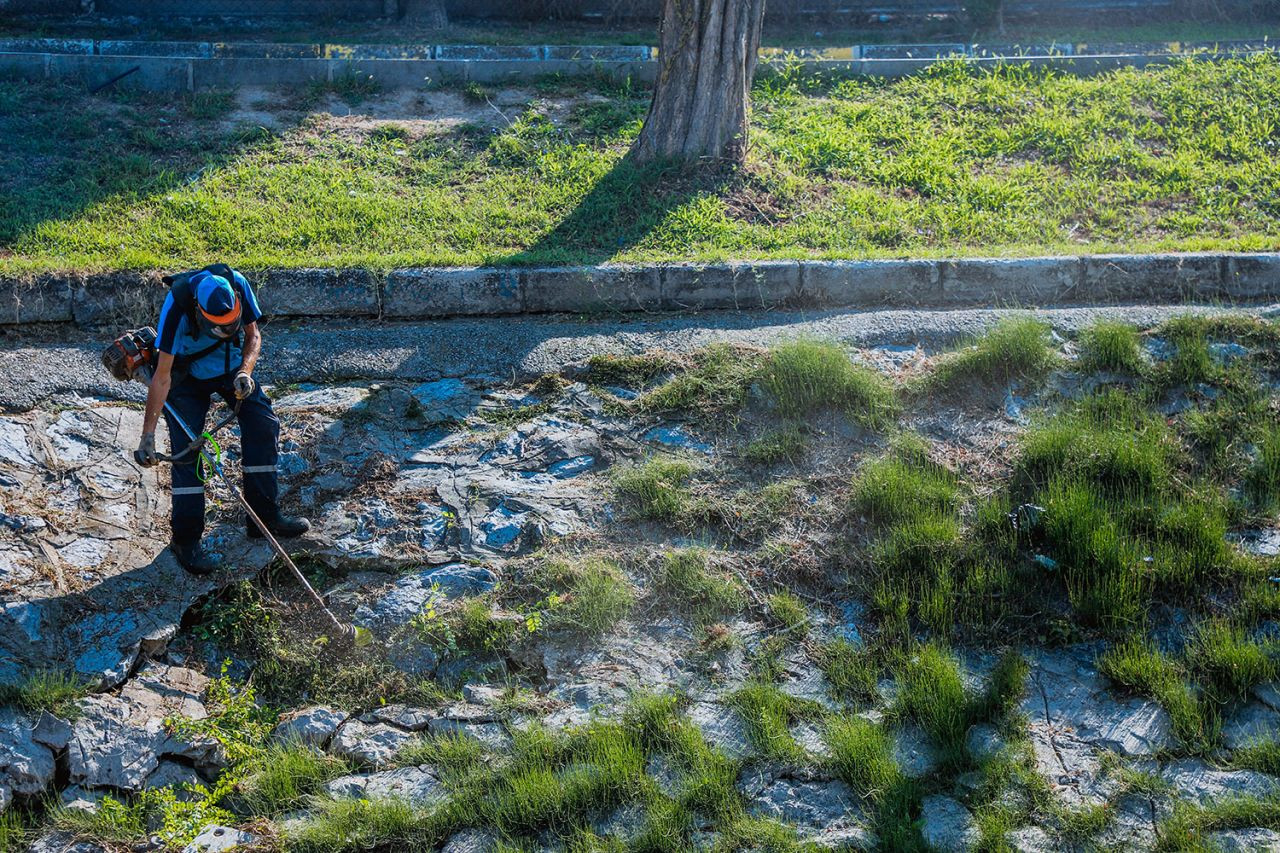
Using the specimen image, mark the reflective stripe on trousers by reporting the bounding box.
[164,375,280,545]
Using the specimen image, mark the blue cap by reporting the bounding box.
[195,274,241,323]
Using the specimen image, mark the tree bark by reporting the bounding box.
[631,0,767,165]
[401,0,449,28]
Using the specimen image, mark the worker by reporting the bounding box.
[134,265,309,575]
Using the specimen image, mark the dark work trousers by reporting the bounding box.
[164,373,280,545]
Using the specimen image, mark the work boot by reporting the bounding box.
[247,514,311,540]
[170,541,219,576]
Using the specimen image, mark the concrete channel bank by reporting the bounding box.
[4,253,1279,328]
[0,36,1273,91]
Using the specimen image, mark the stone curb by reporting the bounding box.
[3,253,1277,329]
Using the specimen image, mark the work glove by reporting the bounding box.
[135,432,158,468]
[233,371,255,400]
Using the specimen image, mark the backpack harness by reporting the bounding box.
[161,263,245,380]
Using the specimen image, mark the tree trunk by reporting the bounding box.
[631,0,767,165]
[401,0,449,27]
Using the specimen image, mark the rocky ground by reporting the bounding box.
[1,306,1279,852]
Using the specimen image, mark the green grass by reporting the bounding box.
[236,742,352,816]
[1246,425,1280,510]
[1077,320,1145,374]
[656,548,745,624]
[1184,620,1278,703]
[0,810,28,853]
[766,591,810,633]
[759,339,897,426]
[727,683,813,763]
[526,556,635,636]
[7,55,1280,275]
[742,426,808,464]
[288,796,433,852]
[818,638,880,706]
[851,443,961,525]
[0,670,89,719]
[824,714,925,851]
[636,345,763,420]
[926,318,1060,390]
[1234,740,1280,775]
[895,643,972,767]
[1098,637,1212,750]
[1156,794,1280,851]
[613,456,697,521]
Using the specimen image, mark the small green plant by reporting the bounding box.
[413,594,516,656]
[927,318,1059,389]
[1078,320,1144,373]
[767,591,809,633]
[760,339,898,426]
[657,548,745,623]
[166,664,273,764]
[369,122,412,143]
[463,80,491,103]
[54,785,236,849]
[614,456,696,520]
[330,66,381,105]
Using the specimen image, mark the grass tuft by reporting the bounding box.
[237,742,351,816]
[527,556,635,636]
[895,643,971,767]
[656,548,745,624]
[1185,620,1278,703]
[1098,637,1211,750]
[818,638,880,706]
[1078,320,1144,374]
[760,339,897,426]
[927,318,1059,390]
[614,456,697,521]
[766,591,809,633]
[0,670,88,720]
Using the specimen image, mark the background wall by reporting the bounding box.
[1,0,1271,26]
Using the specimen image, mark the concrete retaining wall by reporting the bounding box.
[5,253,1277,328]
[0,42,1265,91]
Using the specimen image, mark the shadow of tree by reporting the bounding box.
[502,152,732,268]
[0,80,294,250]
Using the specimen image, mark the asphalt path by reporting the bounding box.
[4,302,1276,411]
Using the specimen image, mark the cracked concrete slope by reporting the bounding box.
[4,303,1276,412]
